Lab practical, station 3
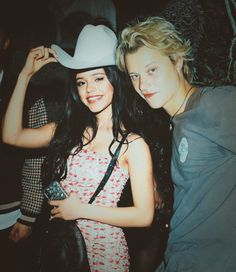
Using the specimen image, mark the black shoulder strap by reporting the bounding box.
[88,133,128,204]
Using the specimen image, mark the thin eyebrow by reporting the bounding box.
[145,61,157,68]
[76,72,106,80]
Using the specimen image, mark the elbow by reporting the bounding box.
[2,134,10,145]
[2,133,18,146]
[142,214,154,227]
[138,209,154,227]
[2,124,15,145]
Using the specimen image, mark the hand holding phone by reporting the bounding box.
[43,181,68,201]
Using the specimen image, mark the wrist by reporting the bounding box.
[18,70,33,82]
[18,210,37,226]
[77,202,88,219]
[17,217,35,227]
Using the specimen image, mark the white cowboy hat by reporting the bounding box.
[51,24,117,69]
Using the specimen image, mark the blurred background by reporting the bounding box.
[1,0,235,87]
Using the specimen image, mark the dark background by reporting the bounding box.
[1,0,235,85]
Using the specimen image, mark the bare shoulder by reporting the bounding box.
[126,133,150,156]
[118,133,151,169]
[126,133,147,146]
[126,132,142,143]
[124,133,152,173]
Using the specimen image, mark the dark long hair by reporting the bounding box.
[43,65,138,184]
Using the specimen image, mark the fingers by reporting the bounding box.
[49,200,63,218]
[49,199,60,206]
[44,48,58,64]
[30,46,46,60]
[50,206,62,219]
[44,56,58,65]
[49,47,57,58]
[9,224,18,241]
[29,46,57,62]
[9,225,21,242]
[20,45,58,78]
[51,206,59,216]
[9,223,32,242]
[51,213,61,219]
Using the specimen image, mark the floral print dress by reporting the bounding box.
[61,148,130,272]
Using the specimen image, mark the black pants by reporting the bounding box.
[0,224,42,272]
[126,225,168,272]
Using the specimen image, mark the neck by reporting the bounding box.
[168,83,195,117]
[96,103,113,130]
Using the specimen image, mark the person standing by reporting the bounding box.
[0,19,28,272]
[116,16,236,272]
[2,24,155,271]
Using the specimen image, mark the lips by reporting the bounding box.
[87,95,103,103]
[143,92,157,99]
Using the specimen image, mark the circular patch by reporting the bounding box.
[178,137,188,163]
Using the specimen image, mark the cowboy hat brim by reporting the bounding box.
[52,44,116,70]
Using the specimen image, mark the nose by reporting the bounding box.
[138,76,149,93]
[86,82,96,93]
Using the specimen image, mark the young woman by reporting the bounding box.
[117,16,236,271]
[2,24,155,271]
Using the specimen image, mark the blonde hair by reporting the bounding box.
[116,16,194,82]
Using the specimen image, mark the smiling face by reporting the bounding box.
[76,68,114,114]
[125,46,183,113]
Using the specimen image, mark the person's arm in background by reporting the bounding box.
[2,46,57,148]
[9,98,48,242]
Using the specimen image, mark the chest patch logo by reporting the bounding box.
[178,137,188,163]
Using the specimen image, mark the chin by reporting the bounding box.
[89,108,101,113]
[87,104,102,112]
[146,100,161,109]
[87,102,112,115]
[91,106,107,114]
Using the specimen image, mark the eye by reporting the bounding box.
[95,77,104,82]
[148,67,158,75]
[76,81,85,87]
[130,74,139,82]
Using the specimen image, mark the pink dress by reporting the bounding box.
[61,148,130,272]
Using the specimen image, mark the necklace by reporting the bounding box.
[169,85,194,131]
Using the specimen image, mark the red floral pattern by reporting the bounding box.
[61,148,130,271]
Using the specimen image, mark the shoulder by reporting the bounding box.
[122,133,153,174]
[125,133,151,159]
[191,85,236,113]
[198,85,236,102]
[126,132,142,143]
[126,133,148,147]
[190,86,236,132]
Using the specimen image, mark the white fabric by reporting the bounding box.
[52,24,117,69]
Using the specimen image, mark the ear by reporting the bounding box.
[175,57,183,73]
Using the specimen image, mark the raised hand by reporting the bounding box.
[21,46,57,78]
